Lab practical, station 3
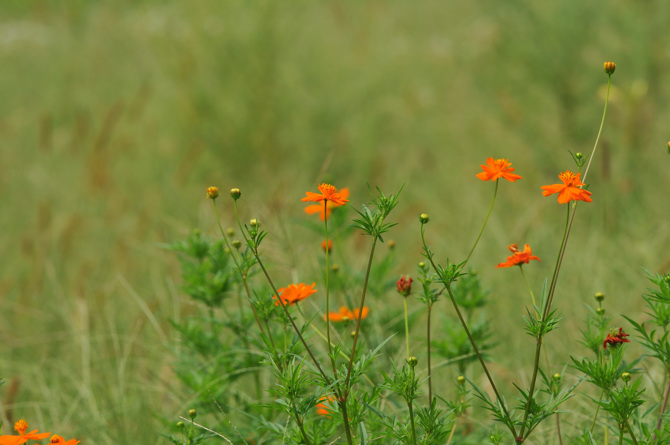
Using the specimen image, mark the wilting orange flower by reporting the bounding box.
[603,327,630,349]
[496,244,541,268]
[0,420,50,445]
[304,187,350,220]
[273,282,317,306]
[49,435,80,445]
[316,395,337,417]
[541,171,592,204]
[324,306,369,322]
[476,158,522,182]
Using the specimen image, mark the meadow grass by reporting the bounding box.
[1,1,669,443]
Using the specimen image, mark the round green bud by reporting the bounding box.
[621,372,631,382]
[408,356,418,367]
[232,240,242,249]
[350,330,356,338]
[553,373,561,382]
[177,421,185,429]
[226,228,235,237]
[250,219,259,227]
[331,264,339,272]
[594,292,605,302]
[230,188,241,200]
[457,375,466,385]
[189,408,197,419]
[388,240,396,249]
[418,261,426,269]
[575,152,583,160]
[419,213,430,224]
[596,307,605,316]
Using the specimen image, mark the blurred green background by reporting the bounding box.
[1,0,669,443]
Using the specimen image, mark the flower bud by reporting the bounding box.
[418,261,426,269]
[388,240,396,249]
[594,292,605,302]
[206,186,220,199]
[331,264,339,272]
[419,213,430,224]
[250,219,259,227]
[226,228,235,237]
[575,152,583,160]
[177,421,185,429]
[396,276,413,297]
[553,373,561,382]
[604,61,616,75]
[408,356,418,367]
[457,375,466,385]
[596,307,605,316]
[350,330,356,338]
[189,408,197,419]
[322,240,333,253]
[621,372,631,382]
[232,240,242,249]
[230,188,241,200]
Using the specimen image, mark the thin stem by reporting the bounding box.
[590,388,604,432]
[654,370,670,441]
[445,418,457,445]
[427,303,433,403]
[407,385,417,445]
[404,297,411,360]
[420,224,517,437]
[582,74,612,184]
[464,179,499,266]
[345,238,378,393]
[233,200,332,388]
[626,419,639,445]
[556,411,563,445]
[324,201,338,378]
[519,266,537,309]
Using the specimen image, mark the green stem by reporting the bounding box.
[345,238,378,393]
[581,74,612,184]
[404,297,411,360]
[295,416,313,445]
[519,266,537,309]
[232,201,333,389]
[464,179,499,267]
[427,303,433,403]
[407,384,418,445]
[654,370,670,442]
[421,224,517,438]
[324,200,338,379]
[626,419,639,445]
[590,388,604,433]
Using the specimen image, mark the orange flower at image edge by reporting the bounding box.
[476,158,522,182]
[303,185,349,220]
[324,306,369,322]
[0,420,50,445]
[541,171,592,204]
[273,282,317,306]
[496,244,541,268]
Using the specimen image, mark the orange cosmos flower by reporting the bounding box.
[324,306,369,322]
[304,187,350,220]
[316,395,337,417]
[0,420,50,445]
[49,435,80,445]
[496,244,541,268]
[476,158,522,182]
[541,170,592,204]
[273,282,317,306]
